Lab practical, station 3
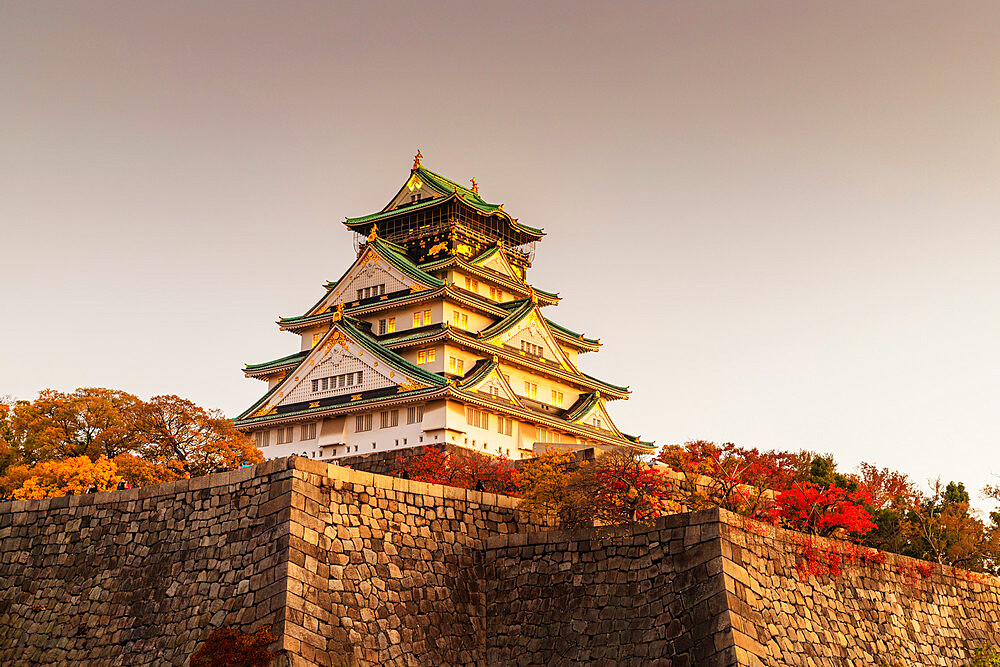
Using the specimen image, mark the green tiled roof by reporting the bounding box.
[344,165,544,238]
[378,324,448,345]
[621,432,656,448]
[563,392,600,422]
[370,236,445,288]
[544,318,599,346]
[457,357,497,390]
[476,299,535,340]
[581,371,629,394]
[236,315,447,423]
[340,316,448,388]
[280,238,443,324]
[245,350,309,372]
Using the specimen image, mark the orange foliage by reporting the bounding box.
[12,456,121,499]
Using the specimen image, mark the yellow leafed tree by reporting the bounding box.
[12,455,121,499]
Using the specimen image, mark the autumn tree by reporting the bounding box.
[772,483,876,539]
[591,448,671,527]
[518,448,598,528]
[113,453,180,488]
[138,395,261,476]
[655,440,802,518]
[12,455,121,500]
[903,480,1000,571]
[189,625,278,667]
[397,446,519,495]
[0,388,262,496]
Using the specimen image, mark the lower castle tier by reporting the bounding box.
[235,155,652,461]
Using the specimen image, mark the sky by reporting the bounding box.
[2,2,998,507]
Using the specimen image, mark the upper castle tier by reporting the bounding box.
[234,153,651,461]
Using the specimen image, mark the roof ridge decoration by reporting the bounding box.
[236,316,446,423]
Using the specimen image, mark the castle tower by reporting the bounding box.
[234,153,652,461]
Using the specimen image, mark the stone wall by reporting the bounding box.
[484,508,736,666]
[0,460,296,665]
[3,458,999,666]
[719,511,1000,665]
[281,458,553,666]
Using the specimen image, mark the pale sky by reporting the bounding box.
[2,2,998,507]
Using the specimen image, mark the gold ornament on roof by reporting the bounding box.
[368,225,378,242]
[331,301,345,322]
[469,177,479,194]
[397,379,426,393]
[412,149,423,169]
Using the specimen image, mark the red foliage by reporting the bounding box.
[655,441,802,517]
[855,462,917,511]
[397,447,520,495]
[189,625,277,667]
[773,483,876,538]
[593,452,671,525]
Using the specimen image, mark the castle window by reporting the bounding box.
[356,414,372,432]
[413,309,432,327]
[449,357,464,375]
[520,341,543,357]
[452,311,468,329]
[357,284,386,301]
[254,431,270,447]
[380,410,399,429]
[407,406,424,424]
[464,277,479,292]
[497,417,513,436]
[466,407,488,430]
[378,317,397,335]
[489,286,504,301]
[489,385,500,397]
[301,423,317,440]
[417,349,436,364]
[276,427,294,445]
[523,382,538,400]
[551,390,564,408]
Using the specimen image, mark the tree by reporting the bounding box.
[655,441,802,519]
[113,453,180,488]
[905,479,1000,570]
[189,625,278,667]
[11,455,121,500]
[397,446,520,495]
[772,482,876,538]
[0,388,263,496]
[138,395,261,476]
[591,449,671,527]
[518,448,598,528]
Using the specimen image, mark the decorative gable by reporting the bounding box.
[385,172,443,211]
[565,394,622,437]
[308,245,431,316]
[472,247,520,281]
[464,362,523,406]
[244,323,442,420]
[482,306,574,371]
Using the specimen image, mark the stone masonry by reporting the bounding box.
[1,457,998,665]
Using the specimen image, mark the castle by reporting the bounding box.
[234,152,651,462]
